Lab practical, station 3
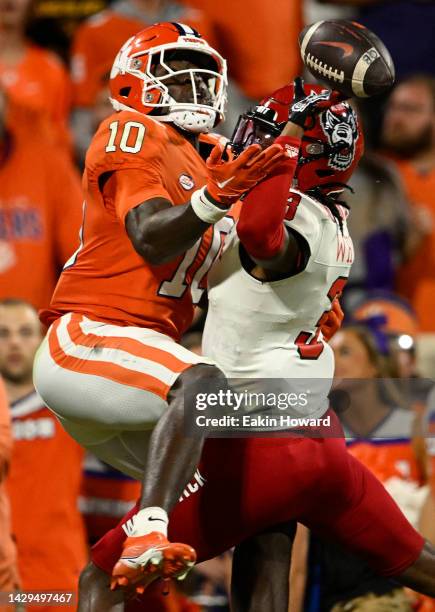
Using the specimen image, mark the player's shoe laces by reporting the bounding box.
[111,531,196,594]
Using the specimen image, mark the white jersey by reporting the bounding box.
[202,189,354,419]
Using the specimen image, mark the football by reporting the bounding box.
[298,20,395,98]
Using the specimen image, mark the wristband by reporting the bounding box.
[191,186,229,224]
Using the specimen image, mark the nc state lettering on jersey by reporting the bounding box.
[336,232,354,264]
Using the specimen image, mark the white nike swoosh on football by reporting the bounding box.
[216,177,234,188]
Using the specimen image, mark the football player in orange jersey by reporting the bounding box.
[33,22,287,591]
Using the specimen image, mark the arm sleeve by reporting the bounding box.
[236,135,301,260]
[102,167,173,223]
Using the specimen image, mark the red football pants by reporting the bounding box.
[92,412,424,579]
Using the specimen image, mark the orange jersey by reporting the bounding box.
[42,112,232,340]
[6,392,87,597]
[71,5,214,107]
[0,102,83,312]
[185,0,302,99]
[0,378,18,592]
[0,45,71,150]
[394,160,435,331]
[345,407,424,485]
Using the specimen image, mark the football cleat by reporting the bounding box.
[110,531,196,594]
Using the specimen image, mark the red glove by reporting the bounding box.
[205,142,286,205]
[319,299,344,341]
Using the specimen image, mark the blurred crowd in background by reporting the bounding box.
[0,0,435,610]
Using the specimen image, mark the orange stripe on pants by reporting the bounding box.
[48,318,171,400]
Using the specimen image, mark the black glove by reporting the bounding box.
[289,76,346,129]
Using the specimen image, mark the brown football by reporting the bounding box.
[299,20,395,98]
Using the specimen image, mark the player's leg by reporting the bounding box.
[304,451,435,597]
[112,362,228,590]
[33,313,226,591]
[78,563,124,612]
[396,541,435,596]
[138,362,226,510]
[231,522,296,612]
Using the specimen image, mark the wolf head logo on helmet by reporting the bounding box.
[320,106,359,171]
[230,82,364,195]
[109,22,228,133]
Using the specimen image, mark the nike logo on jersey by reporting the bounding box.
[313,41,354,58]
[216,176,234,189]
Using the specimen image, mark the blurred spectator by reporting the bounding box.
[73,69,112,167]
[79,452,140,545]
[0,91,82,312]
[186,0,302,100]
[26,0,107,63]
[352,292,433,384]
[0,0,71,149]
[293,324,429,611]
[70,0,213,157]
[179,0,303,133]
[0,299,87,608]
[422,388,435,538]
[0,377,19,596]
[305,0,354,22]
[188,553,232,611]
[344,154,410,309]
[353,294,433,502]
[378,76,435,373]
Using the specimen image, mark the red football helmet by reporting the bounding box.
[109,22,227,133]
[230,83,364,194]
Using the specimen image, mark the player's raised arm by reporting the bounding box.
[124,142,285,266]
[236,78,345,276]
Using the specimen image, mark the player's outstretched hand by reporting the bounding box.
[289,76,347,130]
[206,141,285,204]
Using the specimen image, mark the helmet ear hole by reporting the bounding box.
[119,87,131,98]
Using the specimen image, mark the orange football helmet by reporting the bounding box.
[109,22,227,133]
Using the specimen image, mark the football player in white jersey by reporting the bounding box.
[203,78,359,418]
[78,80,435,610]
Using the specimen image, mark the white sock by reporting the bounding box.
[131,506,168,537]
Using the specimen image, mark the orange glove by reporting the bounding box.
[319,299,344,341]
[205,142,286,204]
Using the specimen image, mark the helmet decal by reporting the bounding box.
[231,83,364,194]
[320,108,359,171]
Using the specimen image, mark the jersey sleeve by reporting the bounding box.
[283,192,323,258]
[103,166,172,223]
[88,113,172,221]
